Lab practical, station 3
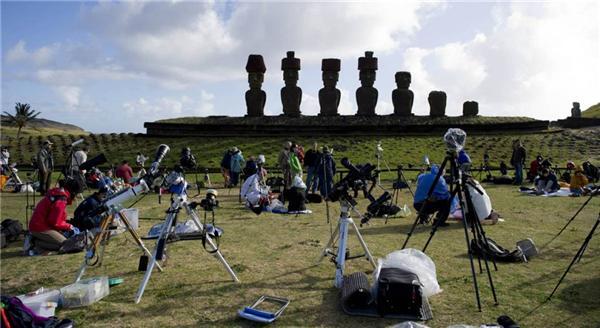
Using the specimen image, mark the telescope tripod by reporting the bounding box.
[75,209,161,282]
[402,151,499,311]
[135,195,240,304]
[317,198,376,288]
[391,165,414,206]
[548,212,599,300]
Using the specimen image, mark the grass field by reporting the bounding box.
[1,175,599,327]
[1,127,599,174]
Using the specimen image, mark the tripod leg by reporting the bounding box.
[349,219,376,268]
[118,211,163,272]
[318,221,340,263]
[187,208,240,283]
[135,212,176,304]
[548,215,600,300]
[543,192,595,249]
[458,195,483,311]
[402,214,421,249]
[335,218,350,288]
[74,215,113,282]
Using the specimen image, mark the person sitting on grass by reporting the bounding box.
[534,168,559,195]
[72,186,109,231]
[28,179,80,253]
[569,165,589,197]
[413,164,451,227]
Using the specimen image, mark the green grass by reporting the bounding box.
[582,103,600,118]
[1,179,599,327]
[1,128,599,173]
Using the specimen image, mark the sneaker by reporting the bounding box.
[23,233,32,253]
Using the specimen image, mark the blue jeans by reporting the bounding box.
[306,166,319,193]
[230,171,240,186]
[514,163,523,184]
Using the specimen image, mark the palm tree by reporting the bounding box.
[3,102,41,140]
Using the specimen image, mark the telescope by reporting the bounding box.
[79,153,108,172]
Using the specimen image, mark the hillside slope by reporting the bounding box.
[1,115,85,138]
[582,102,600,118]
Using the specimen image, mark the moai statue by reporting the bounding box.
[356,51,378,116]
[319,58,341,116]
[392,71,414,116]
[281,51,302,117]
[428,91,447,117]
[463,101,479,116]
[245,54,266,117]
[571,102,581,118]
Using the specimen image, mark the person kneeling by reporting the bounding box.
[241,168,272,214]
[72,187,109,232]
[534,168,559,195]
[28,179,80,253]
[413,165,451,227]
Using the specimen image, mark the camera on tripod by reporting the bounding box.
[327,158,376,203]
[192,189,219,211]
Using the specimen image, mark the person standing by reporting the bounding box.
[71,146,89,189]
[317,146,336,197]
[278,141,292,189]
[220,148,233,187]
[229,147,245,187]
[136,152,147,169]
[304,142,321,193]
[289,143,303,179]
[510,139,526,185]
[37,140,54,195]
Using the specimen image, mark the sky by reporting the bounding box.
[1,0,599,133]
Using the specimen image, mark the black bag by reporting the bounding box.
[306,193,323,203]
[1,219,23,242]
[287,188,307,212]
[377,267,423,317]
[583,161,599,182]
[470,237,524,262]
[1,295,74,328]
[58,231,91,254]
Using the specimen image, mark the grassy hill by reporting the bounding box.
[1,115,86,139]
[1,127,599,172]
[582,102,600,118]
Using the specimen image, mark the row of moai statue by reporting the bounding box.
[245,51,480,118]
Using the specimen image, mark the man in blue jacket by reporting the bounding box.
[413,164,451,227]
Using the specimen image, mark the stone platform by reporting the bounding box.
[144,115,550,137]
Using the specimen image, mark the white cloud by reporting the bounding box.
[6,40,58,66]
[402,2,599,119]
[75,1,441,86]
[55,86,81,108]
[122,92,216,122]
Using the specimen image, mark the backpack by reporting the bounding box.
[1,219,23,243]
[1,295,74,328]
[376,267,423,317]
[58,231,91,254]
[470,237,524,262]
[582,161,599,182]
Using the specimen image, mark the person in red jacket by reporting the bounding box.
[28,180,79,252]
[115,160,134,184]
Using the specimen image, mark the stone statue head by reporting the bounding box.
[572,102,580,110]
[358,51,378,87]
[395,71,411,89]
[248,72,264,89]
[281,51,301,87]
[246,54,266,90]
[321,58,341,89]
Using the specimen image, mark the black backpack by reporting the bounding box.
[582,161,599,182]
[470,237,524,262]
[1,219,23,243]
[58,231,91,254]
[377,267,423,317]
